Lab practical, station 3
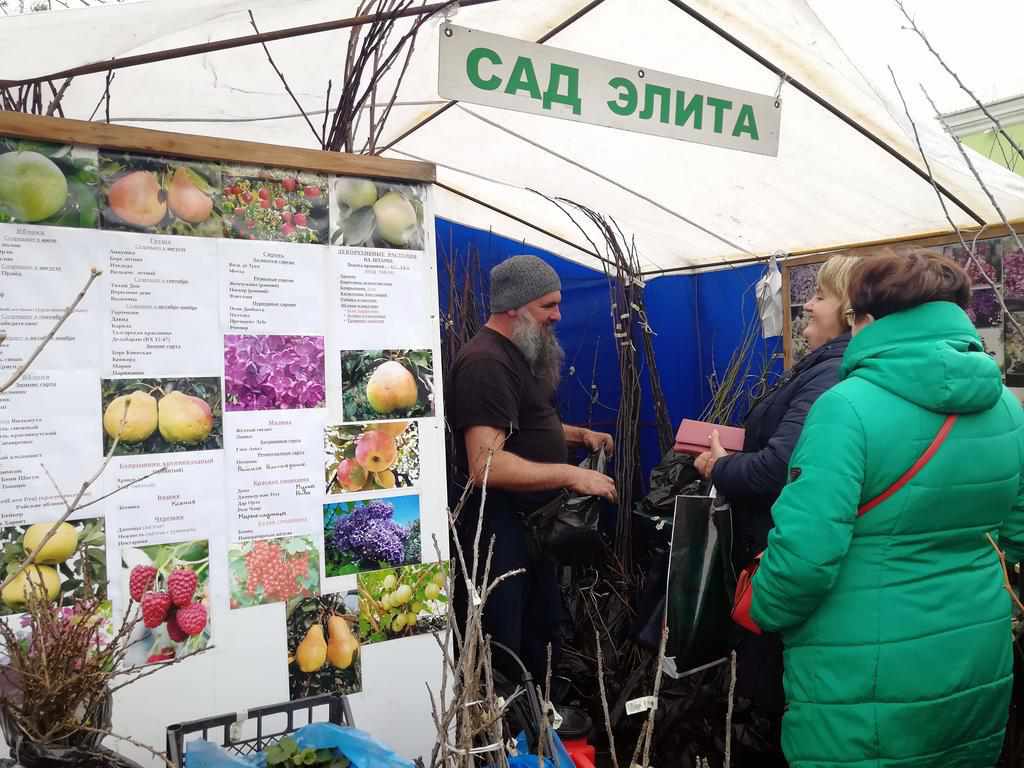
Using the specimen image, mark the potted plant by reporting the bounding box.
[0,582,204,767]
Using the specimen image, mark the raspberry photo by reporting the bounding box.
[128,565,157,602]
[228,535,319,610]
[121,539,211,667]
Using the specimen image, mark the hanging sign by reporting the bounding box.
[438,24,781,157]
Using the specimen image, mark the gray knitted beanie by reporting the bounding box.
[489,255,561,313]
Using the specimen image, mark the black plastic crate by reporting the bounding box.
[166,694,354,767]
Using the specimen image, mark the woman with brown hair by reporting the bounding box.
[749,249,1024,767]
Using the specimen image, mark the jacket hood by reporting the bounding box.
[840,301,1002,414]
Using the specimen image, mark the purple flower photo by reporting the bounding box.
[224,335,325,411]
[967,289,1001,328]
[1004,249,1024,300]
[323,496,421,576]
[788,263,820,306]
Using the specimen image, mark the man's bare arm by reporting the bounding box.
[465,425,617,501]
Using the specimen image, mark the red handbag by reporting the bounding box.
[731,414,958,635]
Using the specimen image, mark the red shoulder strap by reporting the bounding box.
[857,414,958,517]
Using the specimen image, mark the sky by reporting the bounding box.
[810,0,1024,118]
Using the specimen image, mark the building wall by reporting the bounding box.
[961,123,1024,176]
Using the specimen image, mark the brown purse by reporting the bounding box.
[731,414,958,635]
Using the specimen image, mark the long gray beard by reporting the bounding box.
[510,314,564,393]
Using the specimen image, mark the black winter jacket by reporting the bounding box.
[712,333,850,572]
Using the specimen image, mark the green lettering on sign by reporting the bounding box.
[706,96,733,134]
[466,47,502,91]
[732,104,760,140]
[639,84,671,123]
[674,91,703,129]
[542,64,582,114]
[504,56,542,99]
[607,77,638,116]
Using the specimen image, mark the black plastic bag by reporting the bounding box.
[665,494,734,672]
[5,742,145,768]
[636,449,702,519]
[524,450,608,566]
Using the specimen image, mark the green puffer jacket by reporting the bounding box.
[751,301,1024,768]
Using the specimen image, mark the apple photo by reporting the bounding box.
[121,539,211,666]
[98,151,222,237]
[0,138,98,228]
[340,349,434,422]
[330,177,425,251]
[286,592,361,701]
[324,421,420,495]
[220,164,329,244]
[100,377,223,456]
[0,517,106,616]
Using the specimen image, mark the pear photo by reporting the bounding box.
[100,377,223,456]
[286,593,361,701]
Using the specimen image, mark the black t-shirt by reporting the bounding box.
[449,327,567,491]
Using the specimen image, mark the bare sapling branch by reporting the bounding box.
[595,631,620,768]
[986,532,1024,615]
[894,0,1024,164]
[248,11,323,148]
[919,86,1024,259]
[887,68,1024,343]
[724,650,737,768]
[0,267,102,395]
[73,726,176,768]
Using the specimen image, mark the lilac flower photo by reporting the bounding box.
[224,335,326,411]
[967,288,1001,328]
[1004,249,1024,301]
[323,495,421,576]
[788,263,820,306]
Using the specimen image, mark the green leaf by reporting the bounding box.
[283,536,312,555]
[267,745,285,764]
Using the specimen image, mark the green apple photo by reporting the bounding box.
[0,139,99,228]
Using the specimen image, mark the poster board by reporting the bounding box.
[0,113,448,762]
[781,223,1024,391]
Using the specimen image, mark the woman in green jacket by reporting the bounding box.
[751,250,1024,767]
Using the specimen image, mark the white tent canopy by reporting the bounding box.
[3,0,1024,272]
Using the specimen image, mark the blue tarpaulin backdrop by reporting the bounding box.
[436,218,783,485]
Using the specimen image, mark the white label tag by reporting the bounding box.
[625,695,657,716]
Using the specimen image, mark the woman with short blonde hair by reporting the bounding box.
[694,252,860,762]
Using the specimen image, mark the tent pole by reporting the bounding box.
[661,0,986,228]
[379,0,610,153]
[0,0,503,88]
[640,217,1024,277]
[435,180,619,270]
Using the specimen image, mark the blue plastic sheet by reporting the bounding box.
[511,729,573,768]
[184,723,414,768]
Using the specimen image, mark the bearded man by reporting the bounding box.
[449,254,616,683]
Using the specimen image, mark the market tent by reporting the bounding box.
[3,0,1024,273]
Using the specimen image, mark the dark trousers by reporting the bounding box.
[453,489,561,685]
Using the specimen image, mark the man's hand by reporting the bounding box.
[695,430,728,480]
[582,429,615,456]
[567,465,617,502]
